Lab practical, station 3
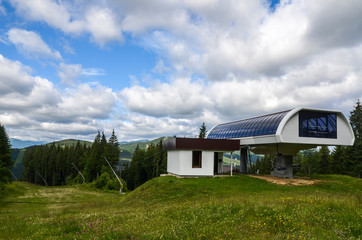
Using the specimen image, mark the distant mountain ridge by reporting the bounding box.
[10,138,46,149]
[46,139,93,148]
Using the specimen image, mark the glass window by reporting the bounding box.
[299,111,337,138]
[192,151,202,168]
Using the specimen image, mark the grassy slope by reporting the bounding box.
[0,175,361,240]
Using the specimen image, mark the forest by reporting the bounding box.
[17,129,167,191]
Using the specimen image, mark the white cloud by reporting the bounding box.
[58,63,82,86]
[0,55,118,141]
[7,28,62,60]
[9,0,84,34]
[120,44,362,124]
[0,54,34,95]
[85,6,123,45]
[121,78,212,118]
[3,0,362,141]
[115,113,196,140]
[9,0,123,46]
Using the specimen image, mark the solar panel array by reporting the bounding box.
[207,110,291,139]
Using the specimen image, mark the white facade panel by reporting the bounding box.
[167,151,181,175]
[167,150,214,176]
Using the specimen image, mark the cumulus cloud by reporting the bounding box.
[85,6,123,45]
[121,78,211,118]
[9,0,84,33]
[7,28,62,60]
[114,113,196,141]
[3,0,362,141]
[121,44,362,124]
[0,54,117,141]
[58,63,83,86]
[0,54,34,95]
[9,0,123,45]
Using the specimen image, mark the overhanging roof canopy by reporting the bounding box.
[164,137,240,152]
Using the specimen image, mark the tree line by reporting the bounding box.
[0,124,12,185]
[22,130,120,187]
[122,140,167,190]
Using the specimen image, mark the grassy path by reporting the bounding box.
[0,175,361,239]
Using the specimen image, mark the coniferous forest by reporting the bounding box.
[20,130,167,191]
[22,130,121,188]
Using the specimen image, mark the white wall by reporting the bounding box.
[167,150,214,176]
[167,151,181,175]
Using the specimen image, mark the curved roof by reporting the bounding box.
[207,110,291,139]
[206,107,354,154]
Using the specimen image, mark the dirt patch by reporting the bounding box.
[250,175,319,186]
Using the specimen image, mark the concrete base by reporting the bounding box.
[271,155,293,178]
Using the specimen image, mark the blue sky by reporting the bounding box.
[0,0,361,142]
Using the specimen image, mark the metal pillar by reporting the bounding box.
[271,155,293,178]
[240,148,248,174]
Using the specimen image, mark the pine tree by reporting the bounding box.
[330,146,345,174]
[106,129,119,168]
[85,131,101,181]
[199,122,207,139]
[0,124,12,183]
[318,146,330,174]
[345,99,362,177]
[300,149,320,174]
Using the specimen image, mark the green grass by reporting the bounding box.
[0,175,361,239]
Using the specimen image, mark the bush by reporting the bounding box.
[0,167,11,183]
[92,172,127,192]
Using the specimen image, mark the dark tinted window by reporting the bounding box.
[299,111,337,138]
[192,151,202,168]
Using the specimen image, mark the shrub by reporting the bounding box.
[92,172,128,192]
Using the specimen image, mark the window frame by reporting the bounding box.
[299,111,337,139]
[192,151,202,168]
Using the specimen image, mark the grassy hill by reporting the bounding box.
[0,174,360,239]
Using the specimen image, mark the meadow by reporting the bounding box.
[0,174,361,239]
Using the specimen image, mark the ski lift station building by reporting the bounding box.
[164,107,355,178]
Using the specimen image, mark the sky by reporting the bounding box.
[0,0,361,143]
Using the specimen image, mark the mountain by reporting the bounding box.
[119,137,167,152]
[46,139,93,148]
[10,138,45,149]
